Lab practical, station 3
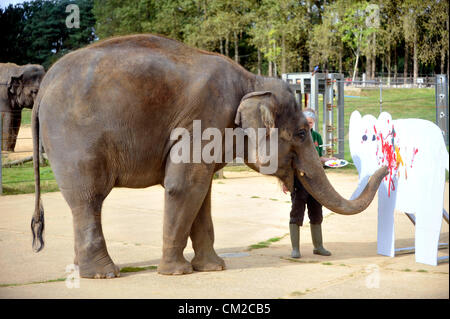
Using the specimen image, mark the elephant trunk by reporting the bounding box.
[296,165,388,216]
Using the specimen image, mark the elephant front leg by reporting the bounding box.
[158,161,215,275]
[190,183,225,272]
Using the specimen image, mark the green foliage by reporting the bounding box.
[1,160,59,195]
[120,265,157,273]
[0,0,95,69]
[2,0,447,75]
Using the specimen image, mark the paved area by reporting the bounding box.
[0,170,448,299]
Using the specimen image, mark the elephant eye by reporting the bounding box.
[372,135,376,141]
[295,129,306,139]
[362,134,368,141]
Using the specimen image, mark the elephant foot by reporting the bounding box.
[78,256,120,279]
[158,257,193,275]
[191,253,226,272]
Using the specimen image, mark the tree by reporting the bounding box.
[337,1,376,81]
[418,0,449,75]
[1,0,95,69]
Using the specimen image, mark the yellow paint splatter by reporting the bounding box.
[395,146,404,169]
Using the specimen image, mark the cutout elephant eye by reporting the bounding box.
[362,134,368,141]
[372,135,376,141]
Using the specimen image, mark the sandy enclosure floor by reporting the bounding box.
[0,167,448,299]
[2,126,33,162]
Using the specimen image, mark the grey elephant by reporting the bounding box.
[31,34,388,278]
[0,63,45,152]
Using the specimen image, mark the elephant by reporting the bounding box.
[30,34,388,278]
[0,63,45,152]
[349,111,449,265]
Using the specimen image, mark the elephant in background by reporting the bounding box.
[0,63,45,152]
[349,110,449,266]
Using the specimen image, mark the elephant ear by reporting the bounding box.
[7,74,23,108]
[234,91,276,133]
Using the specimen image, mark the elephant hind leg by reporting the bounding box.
[72,197,119,278]
[190,183,225,272]
[62,185,119,279]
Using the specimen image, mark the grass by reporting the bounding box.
[223,165,252,172]
[1,160,58,195]
[282,257,320,264]
[0,277,66,288]
[317,88,437,163]
[248,235,287,250]
[401,268,412,272]
[21,108,32,125]
[119,265,157,273]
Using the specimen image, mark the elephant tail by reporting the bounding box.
[31,98,44,252]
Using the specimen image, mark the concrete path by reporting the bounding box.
[0,171,448,298]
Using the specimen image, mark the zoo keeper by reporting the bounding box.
[283,108,336,258]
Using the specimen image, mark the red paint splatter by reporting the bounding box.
[374,124,418,197]
[411,147,419,168]
[376,127,399,197]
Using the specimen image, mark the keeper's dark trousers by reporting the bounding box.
[290,177,323,226]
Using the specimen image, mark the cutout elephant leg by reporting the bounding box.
[70,196,119,279]
[190,183,225,272]
[377,184,396,257]
[415,194,444,266]
[158,161,214,275]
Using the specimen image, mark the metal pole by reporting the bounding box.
[0,113,3,195]
[337,75,345,159]
[435,75,449,146]
[379,78,383,114]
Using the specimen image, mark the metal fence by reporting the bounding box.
[0,116,51,195]
[343,76,436,88]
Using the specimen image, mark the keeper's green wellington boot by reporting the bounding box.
[310,224,331,256]
[289,223,301,258]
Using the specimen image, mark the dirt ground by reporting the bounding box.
[1,126,33,162]
[0,168,448,299]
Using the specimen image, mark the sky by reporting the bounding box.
[0,0,26,9]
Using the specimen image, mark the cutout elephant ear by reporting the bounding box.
[377,112,392,134]
[234,91,275,131]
